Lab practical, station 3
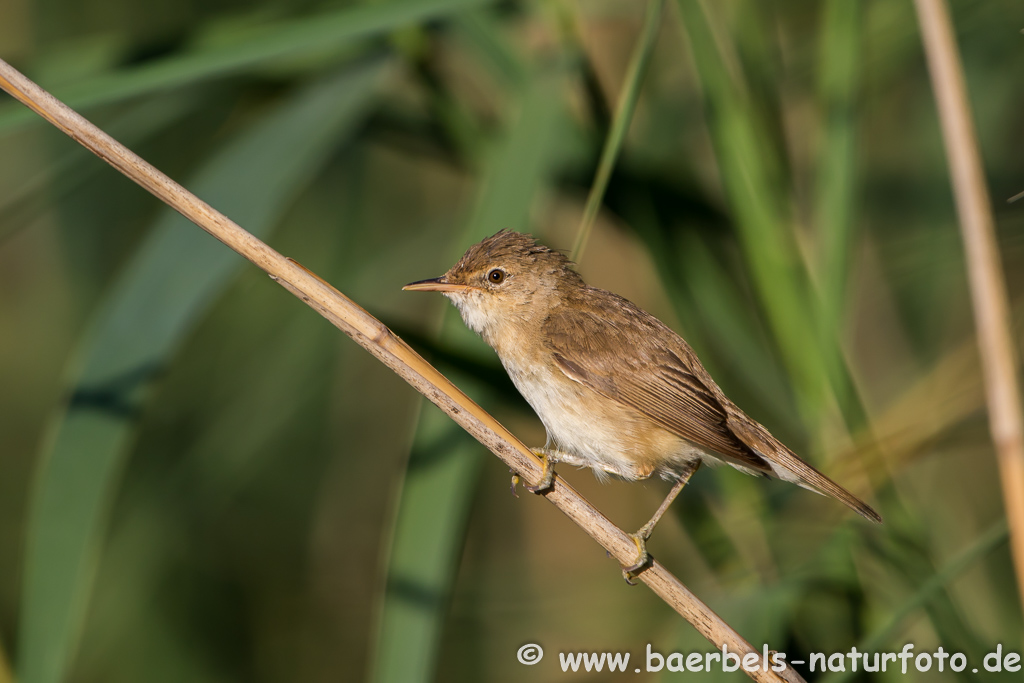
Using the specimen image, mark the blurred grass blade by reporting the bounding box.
[676,0,827,421]
[0,0,494,135]
[18,60,386,683]
[571,0,664,261]
[814,0,861,333]
[812,0,872,434]
[866,521,1007,652]
[370,70,567,683]
[822,520,1008,683]
[677,232,799,429]
[369,410,484,683]
[0,93,196,243]
[453,12,528,88]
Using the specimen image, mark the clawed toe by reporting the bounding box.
[524,475,553,494]
[621,533,651,585]
[524,450,557,494]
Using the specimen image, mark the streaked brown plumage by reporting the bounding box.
[405,230,880,578]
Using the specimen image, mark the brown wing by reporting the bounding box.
[544,289,881,524]
[542,294,771,475]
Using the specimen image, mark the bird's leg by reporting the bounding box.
[622,460,701,584]
[523,448,560,494]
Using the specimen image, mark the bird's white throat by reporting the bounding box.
[445,290,498,340]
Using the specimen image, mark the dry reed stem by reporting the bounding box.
[0,58,807,683]
[914,0,1024,615]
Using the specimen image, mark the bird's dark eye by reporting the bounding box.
[487,268,506,284]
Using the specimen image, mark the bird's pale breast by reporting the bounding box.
[500,351,704,481]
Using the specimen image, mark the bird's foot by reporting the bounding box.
[524,449,557,494]
[621,532,652,585]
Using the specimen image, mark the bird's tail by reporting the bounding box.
[729,414,882,523]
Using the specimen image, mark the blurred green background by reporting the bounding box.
[1,0,1023,681]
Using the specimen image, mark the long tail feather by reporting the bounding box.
[729,414,882,523]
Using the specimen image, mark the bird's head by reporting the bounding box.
[403,230,580,342]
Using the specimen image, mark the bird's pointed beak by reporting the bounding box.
[402,277,473,293]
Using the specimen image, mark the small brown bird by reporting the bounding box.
[405,230,880,581]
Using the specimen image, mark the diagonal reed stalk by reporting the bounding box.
[913,0,1024,618]
[0,58,806,683]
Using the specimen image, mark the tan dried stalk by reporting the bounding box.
[0,58,806,683]
[913,0,1024,615]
